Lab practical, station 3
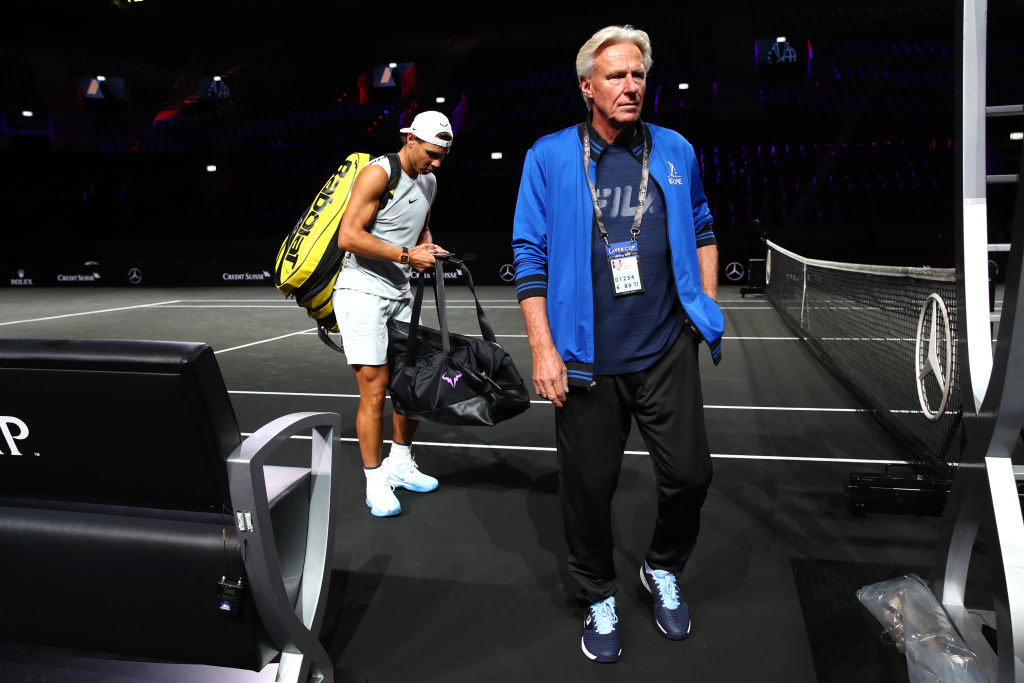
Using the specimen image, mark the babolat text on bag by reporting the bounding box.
[273,152,400,352]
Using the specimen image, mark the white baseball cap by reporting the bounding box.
[400,111,454,148]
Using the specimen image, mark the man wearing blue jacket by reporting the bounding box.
[512,25,723,663]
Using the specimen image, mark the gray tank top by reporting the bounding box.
[336,155,437,299]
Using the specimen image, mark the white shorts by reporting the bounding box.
[333,288,412,366]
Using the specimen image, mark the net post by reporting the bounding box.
[933,0,1024,677]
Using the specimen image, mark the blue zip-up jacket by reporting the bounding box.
[512,121,724,387]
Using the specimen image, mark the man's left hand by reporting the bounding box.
[407,243,447,272]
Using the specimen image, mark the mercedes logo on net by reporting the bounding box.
[725,261,745,282]
[915,293,954,420]
[499,264,516,282]
[128,267,143,285]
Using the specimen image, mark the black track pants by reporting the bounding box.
[555,328,713,604]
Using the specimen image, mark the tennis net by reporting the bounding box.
[764,240,961,476]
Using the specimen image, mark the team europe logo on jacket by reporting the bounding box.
[666,162,684,185]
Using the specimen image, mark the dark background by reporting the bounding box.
[1,0,1022,286]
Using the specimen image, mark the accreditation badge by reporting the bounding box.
[606,240,644,296]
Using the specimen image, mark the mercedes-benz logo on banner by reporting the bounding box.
[915,293,954,420]
[725,261,745,282]
[128,267,143,285]
[499,263,516,282]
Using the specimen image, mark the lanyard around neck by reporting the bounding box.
[582,124,650,245]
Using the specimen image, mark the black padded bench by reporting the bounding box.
[0,338,339,682]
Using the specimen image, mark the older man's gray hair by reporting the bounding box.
[575,25,654,110]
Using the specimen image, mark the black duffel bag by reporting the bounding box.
[387,256,530,426]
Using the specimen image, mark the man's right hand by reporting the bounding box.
[532,344,568,407]
[518,296,568,407]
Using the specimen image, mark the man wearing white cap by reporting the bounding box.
[334,110,453,517]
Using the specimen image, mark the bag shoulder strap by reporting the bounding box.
[404,256,498,366]
[377,152,402,212]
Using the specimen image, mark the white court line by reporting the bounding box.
[159,303,528,309]
[705,404,866,412]
[725,336,798,340]
[0,300,183,326]
[230,389,552,406]
[416,335,803,340]
[230,390,932,414]
[485,335,801,340]
[244,432,909,464]
[232,390,361,398]
[215,328,316,354]
[214,332,931,352]
[154,302,774,311]
[228,331,803,341]
[228,390,868,411]
[212,329,530,353]
[820,337,914,342]
[169,298,521,304]
[708,454,909,464]
[302,333,800,340]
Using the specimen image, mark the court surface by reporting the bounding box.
[0,283,956,683]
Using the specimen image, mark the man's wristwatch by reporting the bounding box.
[400,247,409,264]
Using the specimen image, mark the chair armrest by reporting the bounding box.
[226,411,340,683]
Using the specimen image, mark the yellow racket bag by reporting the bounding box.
[273,152,400,352]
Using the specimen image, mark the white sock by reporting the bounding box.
[364,464,386,484]
[388,442,413,466]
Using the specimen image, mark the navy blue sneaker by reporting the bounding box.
[640,561,691,640]
[581,596,621,663]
